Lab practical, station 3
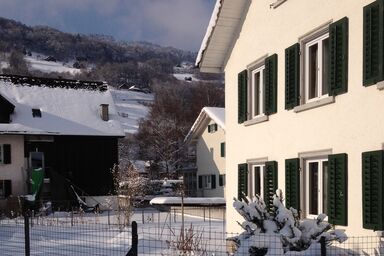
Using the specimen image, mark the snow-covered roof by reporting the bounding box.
[0,81,124,137]
[196,0,251,73]
[185,107,225,143]
[150,197,225,206]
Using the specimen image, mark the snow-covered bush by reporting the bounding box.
[232,189,347,255]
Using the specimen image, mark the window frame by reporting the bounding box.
[304,157,329,219]
[304,32,330,103]
[248,163,266,198]
[250,65,266,119]
[202,175,212,189]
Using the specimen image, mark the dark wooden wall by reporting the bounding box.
[25,136,118,201]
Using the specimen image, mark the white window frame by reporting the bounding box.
[305,157,328,219]
[202,175,212,189]
[249,163,265,198]
[304,33,329,103]
[250,65,265,119]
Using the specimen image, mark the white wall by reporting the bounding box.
[0,135,26,197]
[196,120,226,198]
[223,0,382,235]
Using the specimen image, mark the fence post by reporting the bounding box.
[24,213,30,256]
[320,236,326,256]
[126,221,138,256]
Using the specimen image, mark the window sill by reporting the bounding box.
[294,96,335,113]
[244,115,269,126]
[270,0,287,9]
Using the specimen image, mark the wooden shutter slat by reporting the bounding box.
[363,1,384,86]
[328,153,348,226]
[285,44,300,109]
[238,70,248,123]
[362,150,384,230]
[285,158,300,211]
[264,54,278,115]
[264,161,278,213]
[329,17,349,95]
[238,163,248,200]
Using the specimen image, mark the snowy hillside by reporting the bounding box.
[110,89,153,135]
[25,56,81,75]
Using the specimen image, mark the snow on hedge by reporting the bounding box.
[150,197,225,206]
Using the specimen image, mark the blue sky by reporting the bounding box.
[0,0,216,51]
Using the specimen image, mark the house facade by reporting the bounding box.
[185,107,226,198]
[0,75,124,206]
[197,0,384,236]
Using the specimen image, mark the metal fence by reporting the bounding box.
[1,206,384,255]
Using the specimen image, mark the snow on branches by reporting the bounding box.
[232,189,347,255]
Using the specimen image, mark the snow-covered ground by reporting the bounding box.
[172,73,200,82]
[110,89,153,134]
[0,208,225,256]
[25,56,81,75]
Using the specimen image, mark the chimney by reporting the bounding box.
[100,104,109,121]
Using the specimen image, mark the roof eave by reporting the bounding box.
[196,0,251,73]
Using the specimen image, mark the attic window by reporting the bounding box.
[32,109,42,118]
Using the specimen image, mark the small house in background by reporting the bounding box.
[0,75,124,208]
[185,107,225,198]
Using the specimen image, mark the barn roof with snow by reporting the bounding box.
[0,75,124,137]
[185,107,225,143]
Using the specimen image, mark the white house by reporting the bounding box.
[197,0,384,236]
[0,75,124,207]
[185,107,225,198]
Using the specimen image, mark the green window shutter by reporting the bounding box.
[362,150,384,230]
[264,54,278,115]
[264,161,278,213]
[329,17,349,95]
[285,158,300,211]
[3,144,11,164]
[238,163,248,200]
[328,153,348,226]
[214,124,218,132]
[208,125,211,133]
[238,70,248,123]
[211,174,216,189]
[254,166,261,196]
[220,142,225,157]
[219,174,224,186]
[285,44,300,109]
[363,1,384,86]
[198,175,203,189]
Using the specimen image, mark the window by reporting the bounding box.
[0,180,12,198]
[208,123,218,133]
[285,17,348,111]
[238,54,277,124]
[249,164,265,197]
[32,108,42,118]
[305,158,328,218]
[219,174,225,186]
[0,144,11,164]
[250,66,265,118]
[305,33,329,102]
[238,161,277,212]
[198,175,216,190]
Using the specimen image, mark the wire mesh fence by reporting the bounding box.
[1,205,384,255]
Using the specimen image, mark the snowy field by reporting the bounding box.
[110,89,153,134]
[25,56,81,75]
[0,207,226,256]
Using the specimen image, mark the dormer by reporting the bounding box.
[0,94,15,123]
